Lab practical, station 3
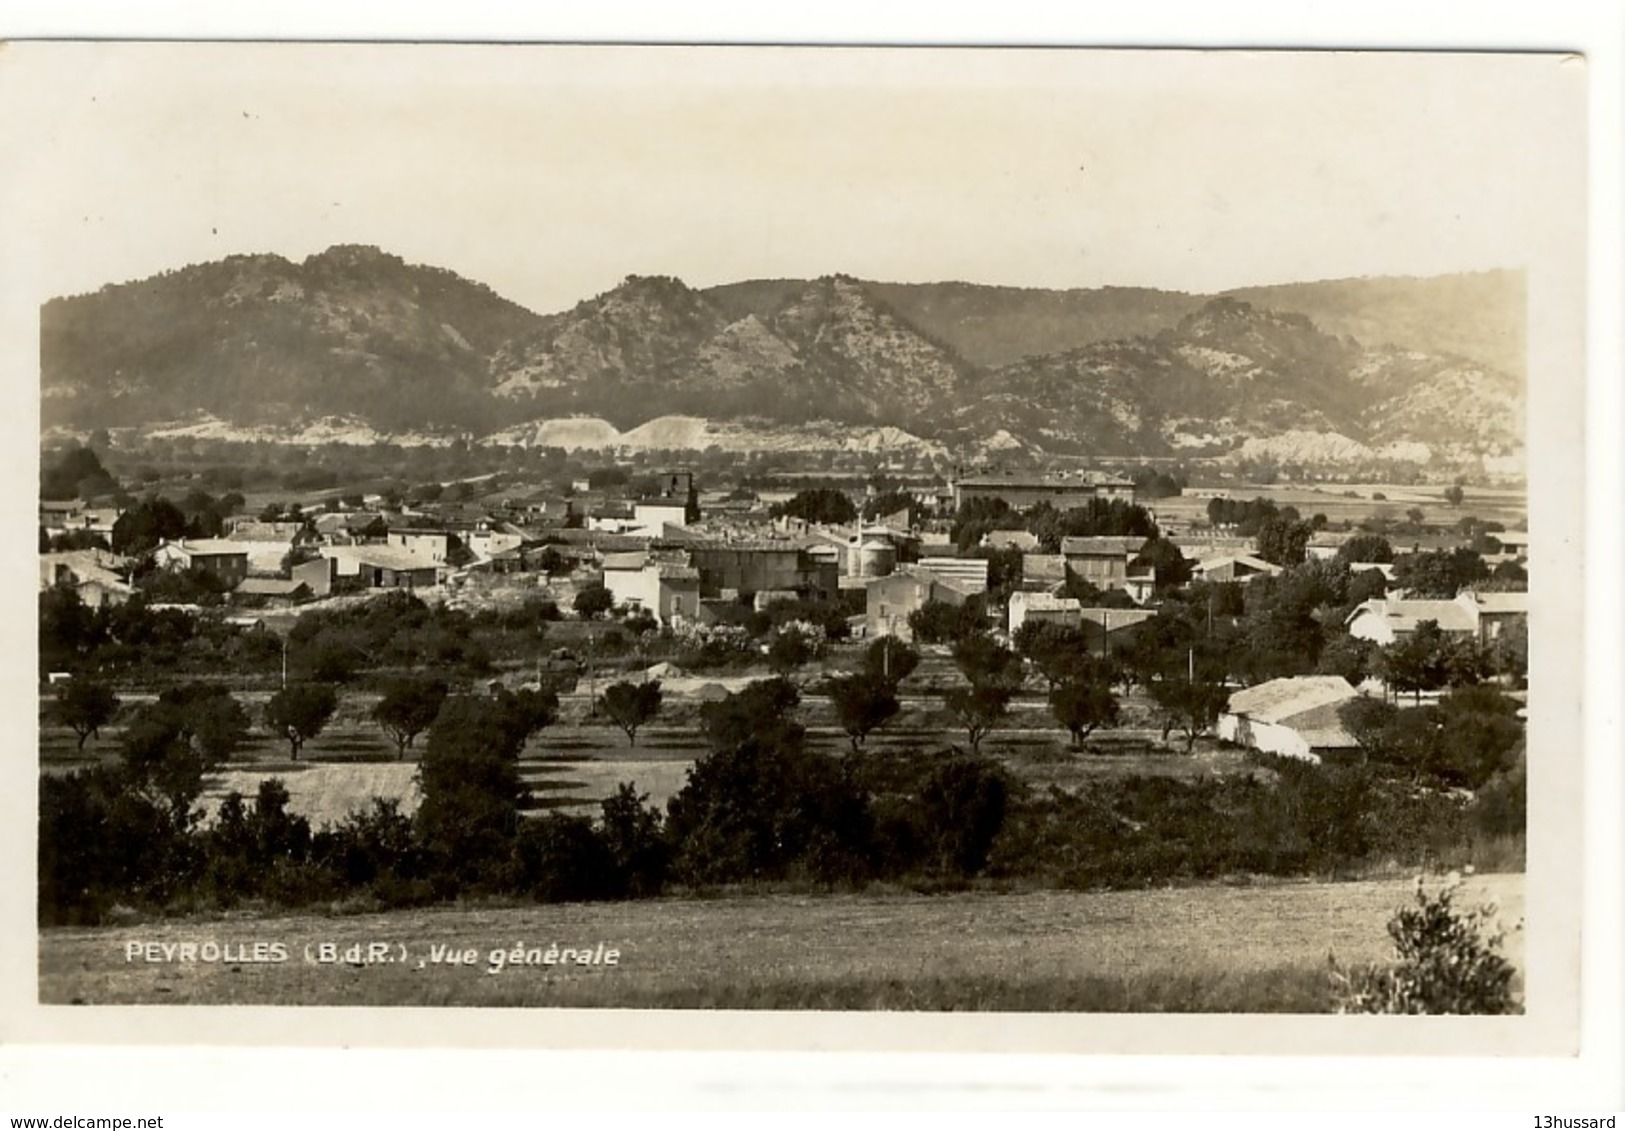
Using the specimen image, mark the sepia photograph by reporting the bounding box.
[1,32,1603,1075]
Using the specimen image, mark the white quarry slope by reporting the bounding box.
[480,414,946,455]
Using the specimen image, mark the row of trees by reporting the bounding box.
[42,660,1521,925]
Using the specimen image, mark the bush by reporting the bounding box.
[1331,873,1519,1014]
[515,815,620,902]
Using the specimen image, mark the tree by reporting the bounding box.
[861,636,919,688]
[117,704,212,824]
[700,678,801,753]
[826,673,901,752]
[264,683,339,760]
[918,757,1010,878]
[157,684,252,763]
[1131,535,1192,590]
[110,497,188,555]
[1443,484,1466,508]
[599,783,669,898]
[573,583,614,620]
[1336,535,1395,565]
[766,628,817,678]
[1394,549,1488,599]
[1317,634,1376,685]
[951,634,1023,692]
[1013,621,1091,690]
[491,685,561,749]
[372,676,449,758]
[41,444,119,500]
[1255,516,1312,567]
[1049,676,1120,748]
[665,720,873,886]
[1380,621,1452,703]
[943,684,1013,754]
[415,694,530,891]
[52,679,119,750]
[598,680,662,747]
[1149,678,1230,752]
[768,488,858,526]
[907,599,985,644]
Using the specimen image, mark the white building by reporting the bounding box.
[915,556,989,594]
[601,551,701,625]
[1007,591,1082,636]
[1216,675,1362,763]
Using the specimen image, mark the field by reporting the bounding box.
[37,872,1523,1009]
[1155,481,1527,531]
[43,694,1264,828]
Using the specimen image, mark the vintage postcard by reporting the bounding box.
[0,39,1595,1071]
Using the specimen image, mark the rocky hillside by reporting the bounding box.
[41,245,544,432]
[970,298,1522,460]
[39,246,1525,470]
[491,273,969,429]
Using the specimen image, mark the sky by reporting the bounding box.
[0,44,1587,315]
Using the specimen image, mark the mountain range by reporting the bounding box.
[39,244,1525,471]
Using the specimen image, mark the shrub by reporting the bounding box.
[515,814,620,902]
[1331,873,1519,1014]
[314,797,427,900]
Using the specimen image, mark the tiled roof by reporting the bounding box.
[235,577,309,596]
[1347,598,1478,634]
[321,545,440,572]
[161,539,252,557]
[1470,591,1529,615]
[1061,536,1147,556]
[1225,676,1358,725]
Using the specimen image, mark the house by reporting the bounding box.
[600,551,701,625]
[508,492,576,522]
[1216,675,1363,763]
[1020,553,1068,593]
[291,555,336,598]
[1060,536,1147,591]
[984,529,1039,552]
[914,556,989,594]
[1469,591,1529,641]
[1345,596,1478,644]
[953,473,1136,511]
[40,549,135,607]
[632,498,689,534]
[1124,570,1157,606]
[152,539,251,587]
[313,511,388,543]
[1076,606,1158,653]
[864,566,977,641]
[1192,552,1282,584]
[385,527,451,564]
[466,529,524,562]
[319,545,441,591]
[1007,591,1082,635]
[233,577,314,609]
[676,540,836,601]
[1171,535,1255,559]
[224,520,311,573]
[1305,532,1357,562]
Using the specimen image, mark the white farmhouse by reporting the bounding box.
[1216,675,1362,763]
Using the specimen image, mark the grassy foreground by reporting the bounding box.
[39,873,1522,1010]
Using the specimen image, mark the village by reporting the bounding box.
[39,449,1528,786]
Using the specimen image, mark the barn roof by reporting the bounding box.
[1346,598,1478,634]
[1225,676,1358,725]
[1061,536,1147,556]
